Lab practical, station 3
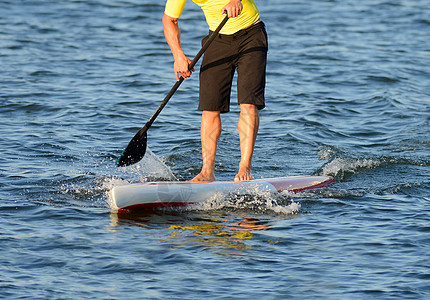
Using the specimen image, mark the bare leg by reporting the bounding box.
[235,104,259,182]
[191,111,221,182]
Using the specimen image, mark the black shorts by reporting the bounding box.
[198,22,268,113]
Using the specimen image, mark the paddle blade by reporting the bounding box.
[116,130,147,167]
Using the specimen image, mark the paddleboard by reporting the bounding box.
[111,176,334,211]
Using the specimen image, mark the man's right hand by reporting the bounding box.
[174,54,194,81]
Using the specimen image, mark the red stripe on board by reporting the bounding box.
[286,177,335,193]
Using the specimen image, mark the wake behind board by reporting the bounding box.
[111,176,334,211]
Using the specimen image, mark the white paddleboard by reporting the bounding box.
[111,176,334,211]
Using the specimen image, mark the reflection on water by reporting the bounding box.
[110,210,287,256]
[166,217,270,255]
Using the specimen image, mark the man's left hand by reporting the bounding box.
[221,0,243,18]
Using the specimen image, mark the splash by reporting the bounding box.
[321,157,381,179]
[318,146,384,180]
[104,148,178,209]
[188,184,301,215]
[119,148,177,182]
[318,146,430,182]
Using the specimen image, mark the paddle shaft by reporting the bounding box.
[139,14,229,136]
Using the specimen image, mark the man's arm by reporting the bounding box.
[162,13,193,81]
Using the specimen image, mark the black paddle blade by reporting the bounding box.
[116,130,147,167]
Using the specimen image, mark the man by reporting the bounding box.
[162,0,268,182]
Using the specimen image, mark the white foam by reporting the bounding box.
[188,184,301,215]
[321,157,381,178]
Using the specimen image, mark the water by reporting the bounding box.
[1,0,429,298]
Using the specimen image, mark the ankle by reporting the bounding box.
[238,162,252,171]
[200,165,214,175]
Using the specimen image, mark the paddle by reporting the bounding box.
[117,14,229,167]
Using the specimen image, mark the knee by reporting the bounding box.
[202,110,221,120]
[240,104,258,116]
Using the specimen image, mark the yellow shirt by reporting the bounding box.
[164,0,260,35]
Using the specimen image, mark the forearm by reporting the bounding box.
[162,14,185,61]
[162,13,193,80]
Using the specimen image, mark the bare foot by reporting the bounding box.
[234,166,253,182]
[190,171,216,182]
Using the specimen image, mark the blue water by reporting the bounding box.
[1,0,429,298]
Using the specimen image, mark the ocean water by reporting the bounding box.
[1,0,429,298]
